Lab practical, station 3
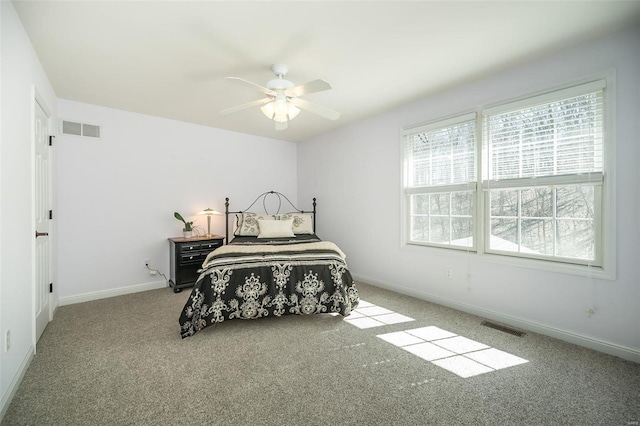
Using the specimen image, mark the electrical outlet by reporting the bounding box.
[5,330,10,351]
[445,268,452,279]
[143,258,150,267]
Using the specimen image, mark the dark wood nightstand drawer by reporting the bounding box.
[180,252,203,264]
[201,241,222,251]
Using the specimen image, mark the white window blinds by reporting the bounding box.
[404,113,476,191]
[484,80,604,185]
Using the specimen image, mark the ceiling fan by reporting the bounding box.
[220,64,340,130]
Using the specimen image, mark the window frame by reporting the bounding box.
[402,112,478,251]
[401,74,615,279]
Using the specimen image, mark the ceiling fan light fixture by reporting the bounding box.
[223,64,339,128]
[260,100,300,123]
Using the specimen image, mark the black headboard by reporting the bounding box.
[225,191,316,244]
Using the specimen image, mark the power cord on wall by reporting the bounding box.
[145,261,168,285]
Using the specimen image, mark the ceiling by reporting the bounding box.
[13,1,640,143]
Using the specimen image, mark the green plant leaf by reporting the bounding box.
[174,211,186,224]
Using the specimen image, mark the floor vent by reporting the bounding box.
[481,321,525,337]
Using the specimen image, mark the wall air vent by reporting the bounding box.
[62,120,81,136]
[61,120,101,138]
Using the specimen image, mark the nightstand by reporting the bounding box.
[168,235,225,293]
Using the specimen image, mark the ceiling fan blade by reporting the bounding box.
[285,79,332,98]
[225,77,275,96]
[289,97,340,121]
[220,98,271,115]
[275,121,288,131]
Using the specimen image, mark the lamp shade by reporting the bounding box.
[198,208,222,216]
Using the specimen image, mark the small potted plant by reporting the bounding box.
[174,212,194,238]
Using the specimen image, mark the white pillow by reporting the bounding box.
[278,213,314,234]
[257,218,294,238]
[236,213,275,236]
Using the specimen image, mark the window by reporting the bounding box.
[403,79,610,270]
[403,113,477,249]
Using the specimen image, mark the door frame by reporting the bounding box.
[31,86,53,349]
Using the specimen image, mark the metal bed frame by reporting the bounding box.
[224,190,316,244]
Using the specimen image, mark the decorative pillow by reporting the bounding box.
[257,219,294,239]
[278,213,314,234]
[235,212,276,236]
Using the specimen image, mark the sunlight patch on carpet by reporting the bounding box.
[406,326,456,341]
[464,348,529,370]
[373,313,415,325]
[343,316,387,329]
[432,355,494,378]
[355,306,394,316]
[401,342,457,361]
[433,336,490,354]
[377,331,424,346]
[377,326,529,378]
[342,299,415,329]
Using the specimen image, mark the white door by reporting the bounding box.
[34,99,51,342]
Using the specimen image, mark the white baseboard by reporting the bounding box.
[352,273,640,364]
[59,280,168,306]
[0,345,34,422]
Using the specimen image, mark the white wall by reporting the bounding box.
[0,7,637,423]
[55,100,297,302]
[0,0,58,417]
[298,26,640,361]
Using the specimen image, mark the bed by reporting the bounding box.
[179,191,359,338]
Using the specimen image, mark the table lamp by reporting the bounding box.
[198,208,222,237]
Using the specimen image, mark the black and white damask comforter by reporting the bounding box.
[179,239,359,338]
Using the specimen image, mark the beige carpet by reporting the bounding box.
[2,281,639,425]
